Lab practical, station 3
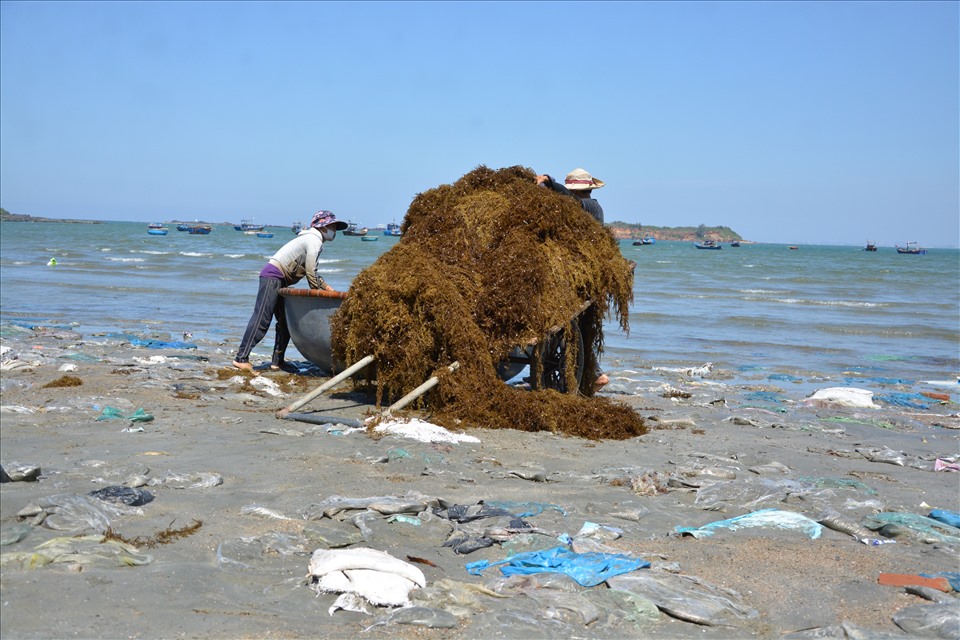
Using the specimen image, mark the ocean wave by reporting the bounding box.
[179,251,213,258]
[136,250,170,255]
[105,257,146,262]
[747,296,883,309]
[224,254,245,258]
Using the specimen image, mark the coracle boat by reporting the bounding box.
[280,288,590,395]
[361,236,379,242]
[256,232,274,238]
[147,223,168,236]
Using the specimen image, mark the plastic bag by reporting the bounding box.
[465,546,649,587]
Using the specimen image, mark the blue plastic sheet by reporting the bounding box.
[928,509,960,529]
[920,572,960,591]
[875,393,932,410]
[767,374,802,382]
[106,333,197,350]
[465,546,649,587]
[744,391,785,403]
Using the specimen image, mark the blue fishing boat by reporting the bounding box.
[256,232,274,238]
[292,221,304,234]
[188,225,212,235]
[234,218,265,232]
[147,223,168,236]
[383,223,402,237]
[694,240,722,250]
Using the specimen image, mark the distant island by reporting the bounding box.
[0,208,104,224]
[607,222,743,243]
[2,208,742,242]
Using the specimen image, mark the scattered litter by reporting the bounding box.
[466,546,649,587]
[0,535,154,570]
[653,363,713,377]
[308,547,426,607]
[607,571,759,627]
[934,459,959,472]
[1,462,41,482]
[892,602,960,639]
[863,512,960,545]
[95,406,154,423]
[374,418,480,444]
[675,508,823,539]
[804,387,879,409]
[876,392,933,410]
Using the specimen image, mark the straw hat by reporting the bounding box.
[311,210,348,231]
[564,168,605,191]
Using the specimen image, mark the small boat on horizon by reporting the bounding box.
[234,218,265,232]
[694,240,722,250]
[188,225,212,235]
[292,221,304,234]
[730,240,741,247]
[896,241,926,255]
[343,222,368,236]
[147,223,168,236]
[865,241,878,252]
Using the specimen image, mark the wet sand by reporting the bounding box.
[1,329,958,639]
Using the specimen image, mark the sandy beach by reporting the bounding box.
[1,328,958,639]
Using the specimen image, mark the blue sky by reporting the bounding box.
[1,1,957,247]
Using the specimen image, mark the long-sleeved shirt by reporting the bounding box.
[541,176,604,225]
[267,227,326,288]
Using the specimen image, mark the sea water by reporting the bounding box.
[1,221,957,397]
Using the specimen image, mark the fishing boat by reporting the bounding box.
[361,235,379,242]
[694,240,722,250]
[291,221,304,234]
[384,223,402,237]
[256,232,274,239]
[343,222,368,236]
[896,242,926,255]
[864,241,878,252]
[176,223,192,232]
[730,241,741,247]
[147,223,168,236]
[188,225,213,235]
[234,219,265,232]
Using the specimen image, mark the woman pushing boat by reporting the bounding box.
[232,210,348,372]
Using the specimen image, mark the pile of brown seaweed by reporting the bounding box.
[330,165,645,439]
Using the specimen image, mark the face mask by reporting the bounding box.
[320,228,336,242]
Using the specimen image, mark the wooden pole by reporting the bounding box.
[383,361,460,417]
[275,355,375,419]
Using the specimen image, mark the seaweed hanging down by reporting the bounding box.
[330,165,645,439]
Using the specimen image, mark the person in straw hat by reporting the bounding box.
[535,167,606,225]
[535,168,612,391]
[232,210,348,372]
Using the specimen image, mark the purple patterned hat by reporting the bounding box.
[311,210,348,231]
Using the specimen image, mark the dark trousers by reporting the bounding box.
[235,277,289,365]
